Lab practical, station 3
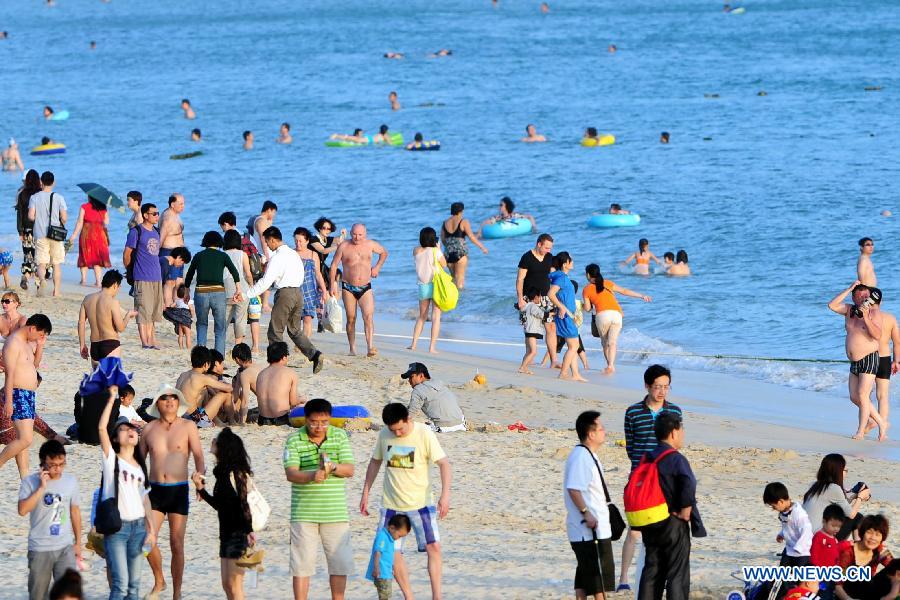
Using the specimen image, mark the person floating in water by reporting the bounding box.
[384,52,404,59]
[667,250,691,276]
[373,125,398,144]
[622,238,662,275]
[479,197,537,236]
[277,122,292,144]
[40,136,55,146]
[429,49,453,58]
[42,106,56,120]
[181,98,195,119]
[389,91,401,111]
[583,127,603,142]
[660,131,670,144]
[89,40,96,50]
[243,130,253,150]
[521,124,547,143]
[331,129,368,143]
[540,2,550,13]
[190,128,202,142]
[609,203,630,215]
[608,43,617,53]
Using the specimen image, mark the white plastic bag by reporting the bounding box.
[324,295,344,333]
[232,473,270,531]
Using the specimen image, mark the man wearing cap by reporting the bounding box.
[401,363,466,433]
[139,383,205,600]
[2,137,24,171]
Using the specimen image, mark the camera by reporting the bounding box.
[852,288,882,318]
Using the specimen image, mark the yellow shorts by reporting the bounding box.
[34,237,65,265]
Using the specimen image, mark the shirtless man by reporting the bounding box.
[872,290,898,426]
[857,237,876,287]
[159,194,186,307]
[231,343,262,424]
[254,342,304,425]
[330,223,388,357]
[0,314,51,477]
[181,98,195,120]
[253,201,278,311]
[1,138,24,171]
[389,90,401,111]
[277,122,292,144]
[140,383,205,600]
[175,346,234,423]
[77,270,137,366]
[828,281,889,440]
[521,124,547,143]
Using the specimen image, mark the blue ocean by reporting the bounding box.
[2,0,899,393]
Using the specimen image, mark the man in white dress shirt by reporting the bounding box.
[244,226,324,373]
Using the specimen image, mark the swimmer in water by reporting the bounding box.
[621,238,662,275]
[191,128,202,142]
[389,90,401,111]
[429,49,453,58]
[277,122,292,144]
[608,203,630,215]
[662,252,675,272]
[478,196,537,235]
[667,250,691,276]
[243,130,253,150]
[608,43,617,53]
[42,106,55,120]
[521,124,547,143]
[0,31,8,40]
[1,139,24,172]
[330,129,368,143]
[383,52,405,59]
[660,131,670,144]
[372,125,397,144]
[181,98,195,119]
[540,2,550,13]
[406,132,426,150]
[583,127,602,141]
[40,136,54,146]
[89,40,96,50]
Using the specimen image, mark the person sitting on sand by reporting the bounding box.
[609,203,630,215]
[231,343,261,424]
[801,453,870,541]
[181,99,195,119]
[175,345,235,425]
[331,128,368,143]
[277,122,292,144]
[521,124,547,143]
[243,130,253,150]
[834,515,899,600]
[828,281,889,441]
[383,52,404,59]
[254,341,304,426]
[1,138,24,171]
[389,91,401,111]
[429,48,453,57]
[479,196,537,235]
[622,238,662,276]
[667,250,691,276]
[400,362,466,433]
[660,131,670,144]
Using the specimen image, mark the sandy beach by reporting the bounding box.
[0,282,898,599]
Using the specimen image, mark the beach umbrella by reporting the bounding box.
[77,182,125,212]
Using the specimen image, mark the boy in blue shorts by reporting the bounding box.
[367,513,411,600]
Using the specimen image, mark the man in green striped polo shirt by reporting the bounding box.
[283,398,355,600]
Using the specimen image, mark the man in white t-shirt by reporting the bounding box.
[564,410,616,599]
[18,439,82,600]
[360,402,452,600]
[27,170,67,297]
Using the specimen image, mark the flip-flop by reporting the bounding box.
[507,421,529,432]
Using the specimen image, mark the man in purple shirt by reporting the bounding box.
[124,203,163,349]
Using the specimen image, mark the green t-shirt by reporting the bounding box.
[283,425,355,523]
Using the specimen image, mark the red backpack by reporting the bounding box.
[623,448,676,529]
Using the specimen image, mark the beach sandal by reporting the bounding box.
[507,421,529,432]
[236,544,265,570]
[616,584,632,592]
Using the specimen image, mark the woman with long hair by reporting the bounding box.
[294,227,329,339]
[15,169,42,290]
[667,249,691,276]
[583,263,651,374]
[98,385,156,600]
[68,195,111,287]
[548,251,586,382]
[409,227,448,353]
[802,453,870,540]
[622,238,662,275]
[193,427,255,600]
[440,202,487,290]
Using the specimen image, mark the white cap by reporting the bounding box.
[8,137,15,146]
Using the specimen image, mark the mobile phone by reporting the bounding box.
[851,481,866,494]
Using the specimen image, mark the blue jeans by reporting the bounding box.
[194,291,227,355]
[104,518,146,600]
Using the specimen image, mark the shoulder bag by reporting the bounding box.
[95,456,123,535]
[431,248,459,312]
[577,444,626,540]
[46,192,68,242]
[231,472,270,531]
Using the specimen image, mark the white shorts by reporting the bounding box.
[34,238,65,265]
[289,521,354,577]
[595,310,623,345]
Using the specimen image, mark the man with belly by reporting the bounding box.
[330,223,388,357]
[159,193,186,307]
[828,281,889,441]
[77,269,137,366]
[140,384,205,600]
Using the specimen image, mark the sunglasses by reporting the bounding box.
[148,211,160,216]
[1,299,13,304]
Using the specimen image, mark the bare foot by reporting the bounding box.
[367,348,378,358]
[517,368,533,375]
[428,348,439,354]
[573,375,588,382]
[603,366,615,375]
[348,350,357,356]
[79,280,87,286]
[551,363,562,369]
[407,345,416,350]
[852,431,865,440]
[878,421,890,442]
[559,374,571,380]
[865,420,877,433]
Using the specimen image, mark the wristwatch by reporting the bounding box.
[580,506,588,514]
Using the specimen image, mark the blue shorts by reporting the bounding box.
[12,388,36,421]
[0,251,13,267]
[418,282,434,301]
[381,506,440,552]
[159,249,184,282]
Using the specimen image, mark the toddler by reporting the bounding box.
[366,513,411,600]
[116,385,145,429]
[0,247,12,288]
[519,289,546,374]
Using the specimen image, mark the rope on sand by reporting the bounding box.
[370,333,846,365]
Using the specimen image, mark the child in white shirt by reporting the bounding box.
[518,290,547,375]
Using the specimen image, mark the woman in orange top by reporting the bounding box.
[583,263,651,374]
[622,238,662,275]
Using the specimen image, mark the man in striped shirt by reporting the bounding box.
[618,364,683,592]
[283,398,355,600]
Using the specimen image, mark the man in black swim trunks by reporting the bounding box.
[77,269,137,366]
[872,290,898,428]
[140,384,205,599]
[255,342,304,425]
[828,281,889,441]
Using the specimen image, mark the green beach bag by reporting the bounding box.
[432,249,458,312]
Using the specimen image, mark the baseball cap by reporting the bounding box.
[400,362,430,379]
[114,415,140,430]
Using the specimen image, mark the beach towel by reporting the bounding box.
[79,357,133,397]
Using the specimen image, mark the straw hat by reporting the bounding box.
[146,384,189,419]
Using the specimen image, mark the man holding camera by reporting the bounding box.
[828,281,888,441]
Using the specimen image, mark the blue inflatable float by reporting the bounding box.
[587,214,641,228]
[289,405,371,428]
[481,219,533,239]
[49,110,70,121]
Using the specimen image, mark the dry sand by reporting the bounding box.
[0,288,898,599]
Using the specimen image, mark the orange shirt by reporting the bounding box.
[583,281,622,314]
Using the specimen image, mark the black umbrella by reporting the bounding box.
[77,183,124,212]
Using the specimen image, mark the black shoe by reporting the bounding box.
[312,351,324,374]
[317,320,324,334]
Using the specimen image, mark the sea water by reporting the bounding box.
[1,0,899,394]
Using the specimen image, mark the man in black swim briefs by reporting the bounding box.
[871,289,897,427]
[78,269,138,366]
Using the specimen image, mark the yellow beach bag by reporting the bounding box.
[432,249,458,312]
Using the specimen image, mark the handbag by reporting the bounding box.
[577,444,626,540]
[232,473,271,531]
[431,248,459,312]
[94,456,123,535]
[590,312,601,338]
[46,192,68,242]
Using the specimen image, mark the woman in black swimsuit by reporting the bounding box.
[440,202,487,290]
